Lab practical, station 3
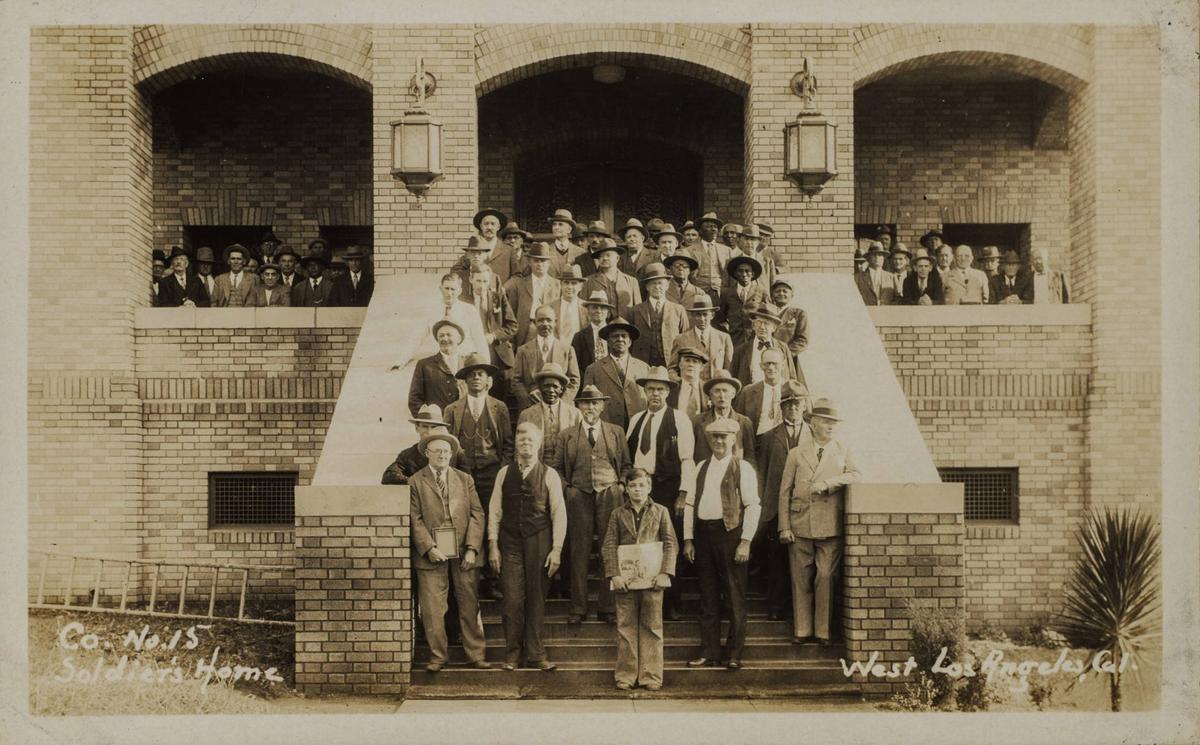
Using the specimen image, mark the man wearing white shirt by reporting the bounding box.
[670,346,709,420]
[275,245,304,290]
[555,265,587,342]
[571,290,613,375]
[854,241,899,306]
[682,419,761,669]
[212,243,257,307]
[488,422,568,671]
[734,348,785,437]
[194,246,217,299]
[669,295,734,380]
[438,273,491,360]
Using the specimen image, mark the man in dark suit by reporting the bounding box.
[156,247,210,307]
[580,318,649,431]
[730,303,800,386]
[733,348,787,440]
[629,263,689,368]
[769,280,809,365]
[510,304,581,410]
[902,248,943,305]
[990,250,1033,304]
[467,265,519,400]
[503,242,560,349]
[408,320,466,417]
[571,290,614,376]
[572,220,612,277]
[330,245,374,306]
[291,254,336,307]
[693,370,757,464]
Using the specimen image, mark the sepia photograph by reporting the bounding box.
[2,1,1197,743]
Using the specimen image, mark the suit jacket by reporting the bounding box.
[691,240,734,293]
[409,465,485,570]
[581,355,650,429]
[511,336,581,409]
[331,271,374,307]
[551,419,631,494]
[444,394,513,464]
[619,247,663,278]
[251,284,291,307]
[381,443,460,485]
[668,378,709,420]
[155,273,210,307]
[548,241,586,279]
[666,278,704,311]
[902,272,944,305]
[211,271,258,307]
[718,281,769,344]
[452,243,523,285]
[408,353,463,417]
[601,499,679,581]
[554,298,588,343]
[1032,269,1070,304]
[756,420,810,525]
[503,274,562,348]
[942,267,990,305]
[572,324,607,377]
[779,430,861,539]
[471,287,519,369]
[668,326,735,379]
[692,409,757,464]
[518,400,582,463]
[730,337,799,387]
[775,306,809,357]
[732,380,786,438]
[855,268,901,306]
[581,271,642,322]
[573,250,599,277]
[630,298,689,366]
[989,272,1033,304]
[291,276,336,307]
[196,273,217,302]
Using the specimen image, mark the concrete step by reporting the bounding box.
[477,616,797,640]
[414,637,841,664]
[479,595,779,616]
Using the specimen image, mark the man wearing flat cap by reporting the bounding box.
[383,404,459,485]
[779,399,861,646]
[581,238,642,321]
[683,417,762,669]
[547,209,585,278]
[630,263,689,369]
[617,218,662,277]
[691,213,733,304]
[669,295,734,381]
[511,304,581,411]
[581,317,650,431]
[211,244,258,307]
[408,319,467,417]
[518,362,582,465]
[411,431,490,672]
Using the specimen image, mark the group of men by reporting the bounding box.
[853,226,1071,306]
[151,233,374,308]
[390,208,861,680]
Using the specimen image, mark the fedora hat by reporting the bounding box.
[301,252,327,268]
[723,223,743,236]
[409,403,448,427]
[222,243,250,263]
[274,244,300,262]
[919,229,944,248]
[739,224,762,240]
[686,295,718,314]
[890,243,912,257]
[704,418,740,436]
[853,246,868,262]
[534,362,570,386]
[419,431,461,456]
[726,255,763,280]
[473,208,508,231]
[638,262,671,283]
[618,218,649,240]
[703,369,742,395]
[655,223,684,242]
[748,302,782,325]
[431,318,465,341]
[911,247,934,265]
[645,217,666,236]
[167,246,189,262]
[680,220,697,233]
[455,352,500,380]
[525,241,552,261]
[696,212,724,229]
[257,261,281,275]
[575,384,610,402]
[558,264,586,283]
[548,208,577,228]
[1001,249,1022,265]
[583,220,612,237]
[873,225,891,239]
[599,317,639,341]
[804,398,841,422]
[591,237,624,256]
[780,379,810,405]
[499,221,530,239]
[663,249,699,271]
[342,245,367,261]
[865,241,888,257]
[195,246,216,264]
[152,248,168,263]
[259,229,281,245]
[582,290,616,310]
[636,366,677,388]
[979,245,1003,261]
[756,221,775,237]
[464,235,491,252]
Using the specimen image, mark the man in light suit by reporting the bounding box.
[669,295,734,380]
[581,238,642,321]
[691,212,734,304]
[572,290,614,376]
[410,432,490,672]
[854,241,900,306]
[211,244,258,307]
[580,318,649,430]
[554,265,588,343]
[291,254,336,307]
[503,242,561,349]
[511,304,581,410]
[942,244,990,305]
[729,303,800,386]
[630,263,689,369]
[517,362,582,465]
[250,262,291,307]
[779,399,861,645]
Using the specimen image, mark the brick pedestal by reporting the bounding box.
[295,486,412,696]
[843,483,964,695]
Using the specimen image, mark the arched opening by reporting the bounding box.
[478,61,744,233]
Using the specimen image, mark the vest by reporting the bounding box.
[627,407,681,480]
[691,457,744,533]
[539,403,563,463]
[646,302,665,366]
[500,461,551,539]
[575,423,617,493]
[460,401,499,469]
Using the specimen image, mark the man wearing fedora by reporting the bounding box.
[410,430,491,673]
[551,384,631,624]
[730,303,801,386]
[719,254,769,343]
[383,404,459,485]
[469,208,523,285]
[769,280,809,367]
[518,362,582,465]
[902,248,944,305]
[581,318,649,431]
[977,245,1003,280]
[990,250,1033,304]
[852,245,868,274]
[919,228,946,253]
[250,261,290,307]
[617,218,661,277]
[669,345,710,420]
[943,245,991,305]
[692,370,756,464]
[626,366,697,620]
[573,220,612,277]
[194,246,217,300]
[547,209,585,277]
[487,421,568,671]
[330,245,373,307]
[554,265,588,343]
[408,319,467,417]
[890,243,913,297]
[779,399,861,646]
[664,248,703,310]
[503,242,561,350]
[692,212,733,303]
[211,244,258,307]
[683,418,762,669]
[669,296,734,381]
[736,225,776,291]
[630,263,689,369]
[292,253,335,307]
[754,380,811,621]
[467,266,519,398]
[275,245,305,290]
[855,241,900,306]
[572,290,615,376]
[256,229,281,265]
[581,238,642,322]
[655,223,684,262]
[511,304,581,410]
[455,236,504,300]
[156,247,210,307]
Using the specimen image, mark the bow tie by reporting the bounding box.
[757,339,772,351]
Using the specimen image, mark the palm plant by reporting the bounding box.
[1057,507,1161,711]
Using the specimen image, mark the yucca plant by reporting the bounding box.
[1057,507,1161,711]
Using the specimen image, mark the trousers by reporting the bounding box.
[649,473,685,614]
[565,486,616,617]
[788,536,841,639]
[415,562,486,664]
[694,519,748,661]
[752,516,791,615]
[614,588,665,687]
[499,527,552,664]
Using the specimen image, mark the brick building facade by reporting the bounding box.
[29,24,1161,655]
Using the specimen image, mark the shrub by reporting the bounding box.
[906,600,966,708]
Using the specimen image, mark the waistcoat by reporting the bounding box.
[501,461,551,539]
[691,457,743,533]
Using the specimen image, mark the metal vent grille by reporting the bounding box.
[208,472,297,527]
[938,467,1019,523]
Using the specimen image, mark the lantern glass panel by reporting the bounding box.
[401,123,430,171]
[428,123,442,172]
[800,124,826,171]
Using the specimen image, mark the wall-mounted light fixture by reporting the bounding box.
[783,58,838,197]
[390,58,443,202]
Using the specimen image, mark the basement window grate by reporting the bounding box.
[938,467,1019,524]
[208,472,297,528]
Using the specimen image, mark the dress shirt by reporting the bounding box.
[869,268,885,300]
[757,382,782,435]
[610,353,630,378]
[350,271,362,289]
[174,274,187,290]
[530,274,548,318]
[486,461,568,549]
[558,299,582,340]
[748,337,768,383]
[467,393,486,419]
[685,453,760,542]
[230,271,245,290]
[630,406,665,474]
[677,378,703,414]
[201,275,214,296]
[281,273,296,288]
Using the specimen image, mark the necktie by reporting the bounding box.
[766,387,776,423]
[638,412,653,455]
[232,273,240,290]
[435,470,447,500]
[444,304,452,318]
[352,273,359,290]
[817,446,824,463]
[587,426,596,447]
[312,279,318,291]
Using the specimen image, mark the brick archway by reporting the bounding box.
[474,24,751,96]
[133,25,373,94]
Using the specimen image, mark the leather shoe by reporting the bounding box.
[470,660,492,669]
[817,637,831,647]
[502,662,517,671]
[533,660,557,671]
[727,660,741,670]
[567,614,583,625]
[425,662,443,673]
[615,681,633,691]
[643,683,662,691]
[792,635,814,645]
[687,657,717,668]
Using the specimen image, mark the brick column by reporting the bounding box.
[743,24,856,271]
[295,486,412,696]
[372,26,478,275]
[843,483,964,695]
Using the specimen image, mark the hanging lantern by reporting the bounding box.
[390,58,443,199]
[783,58,839,196]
